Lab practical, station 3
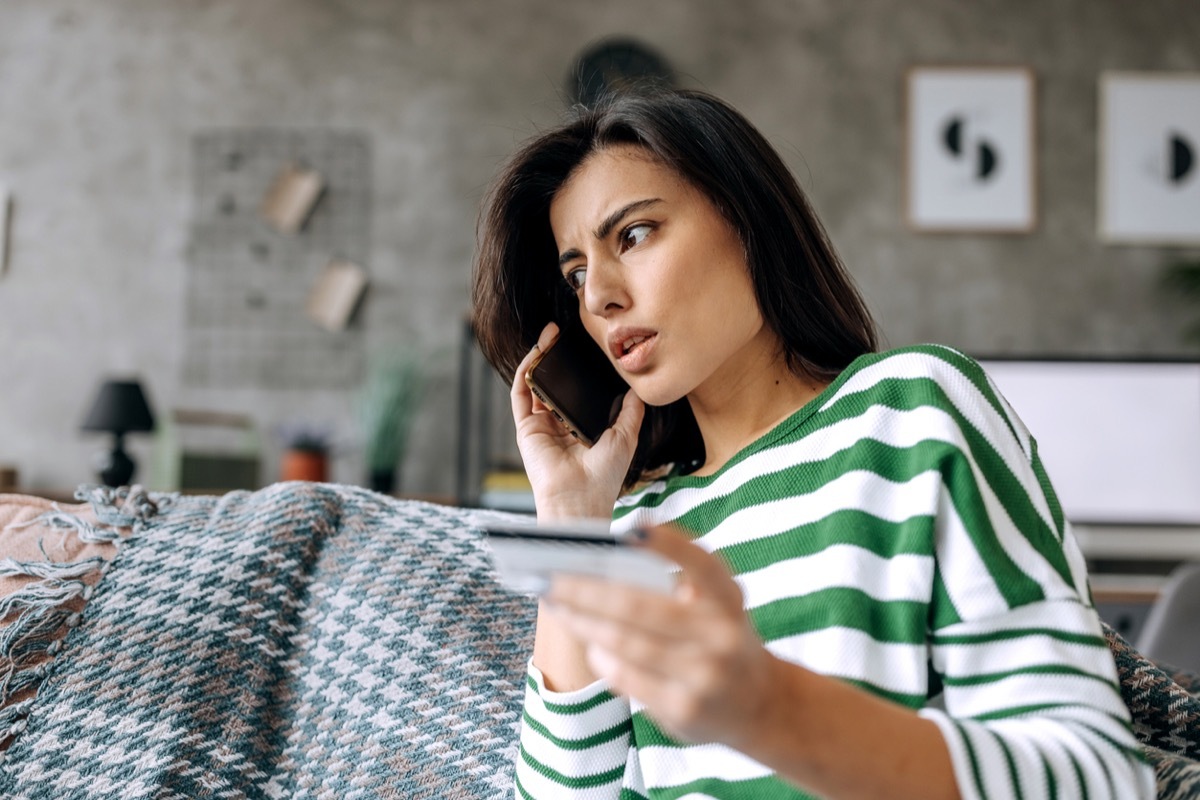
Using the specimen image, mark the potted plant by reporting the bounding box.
[356,351,424,494]
[276,422,333,483]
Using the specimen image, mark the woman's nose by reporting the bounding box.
[582,260,629,318]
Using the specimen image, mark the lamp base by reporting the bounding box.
[94,435,135,488]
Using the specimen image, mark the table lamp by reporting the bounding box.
[81,379,156,487]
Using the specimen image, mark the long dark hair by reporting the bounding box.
[471,88,877,489]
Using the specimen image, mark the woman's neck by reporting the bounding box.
[686,333,828,477]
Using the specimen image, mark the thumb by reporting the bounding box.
[597,389,644,457]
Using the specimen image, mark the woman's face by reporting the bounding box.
[549,144,771,407]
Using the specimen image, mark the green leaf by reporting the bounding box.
[1160,260,1200,299]
[356,350,425,472]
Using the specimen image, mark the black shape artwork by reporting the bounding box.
[1170,132,1194,183]
[978,142,998,180]
[943,118,963,156]
[940,115,1000,181]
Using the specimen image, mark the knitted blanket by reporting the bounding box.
[0,483,537,799]
[1104,622,1200,799]
[1,483,1198,799]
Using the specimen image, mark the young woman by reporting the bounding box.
[471,89,1153,800]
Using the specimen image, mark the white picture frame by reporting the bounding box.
[1099,72,1200,244]
[905,66,1036,232]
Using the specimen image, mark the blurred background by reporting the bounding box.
[0,0,1197,504]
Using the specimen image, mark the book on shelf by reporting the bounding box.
[479,469,535,513]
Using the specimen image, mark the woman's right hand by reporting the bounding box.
[511,322,645,520]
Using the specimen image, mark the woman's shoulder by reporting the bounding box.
[833,344,994,400]
[846,343,986,378]
[821,344,1016,437]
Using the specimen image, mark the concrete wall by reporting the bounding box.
[1,0,1197,496]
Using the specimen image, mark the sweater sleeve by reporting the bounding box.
[913,347,1156,800]
[513,661,646,799]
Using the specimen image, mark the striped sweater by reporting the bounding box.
[514,345,1155,800]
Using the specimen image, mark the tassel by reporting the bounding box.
[74,484,168,527]
[0,489,155,753]
[0,557,105,748]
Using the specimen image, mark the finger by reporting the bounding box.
[550,609,679,681]
[550,572,750,694]
[509,345,539,418]
[583,641,679,690]
[509,322,560,420]
[536,321,560,351]
[548,573,691,642]
[584,644,622,684]
[594,389,644,457]
[582,644,693,739]
[638,526,744,610]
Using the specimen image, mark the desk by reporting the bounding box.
[1074,524,1200,643]
[1074,524,1200,563]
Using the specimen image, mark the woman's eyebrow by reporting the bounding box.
[594,198,662,240]
[558,198,663,268]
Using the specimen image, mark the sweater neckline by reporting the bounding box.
[656,351,872,490]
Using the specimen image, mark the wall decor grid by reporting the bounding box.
[183,129,372,389]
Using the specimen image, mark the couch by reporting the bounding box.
[0,483,1195,799]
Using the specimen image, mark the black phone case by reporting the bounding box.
[527,326,629,446]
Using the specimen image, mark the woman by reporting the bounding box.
[471,89,1153,800]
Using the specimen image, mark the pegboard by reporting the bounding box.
[183,129,371,388]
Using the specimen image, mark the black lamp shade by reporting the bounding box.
[82,380,156,434]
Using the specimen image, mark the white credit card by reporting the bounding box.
[480,516,676,596]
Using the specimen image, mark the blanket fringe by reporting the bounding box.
[10,512,114,544]
[0,558,105,582]
[0,698,36,743]
[0,484,172,753]
[0,557,105,749]
[74,484,169,528]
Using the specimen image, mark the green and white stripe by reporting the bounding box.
[515,345,1155,800]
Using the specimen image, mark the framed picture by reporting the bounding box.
[1099,72,1200,244]
[905,66,1036,232]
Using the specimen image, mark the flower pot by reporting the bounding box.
[280,449,328,483]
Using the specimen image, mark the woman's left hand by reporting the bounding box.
[544,525,778,749]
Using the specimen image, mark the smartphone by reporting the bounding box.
[525,324,629,447]
[481,516,676,596]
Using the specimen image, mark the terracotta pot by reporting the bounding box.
[280,449,328,483]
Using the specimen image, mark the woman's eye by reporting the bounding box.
[619,223,653,252]
[564,267,586,291]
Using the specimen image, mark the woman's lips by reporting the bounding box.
[616,333,657,373]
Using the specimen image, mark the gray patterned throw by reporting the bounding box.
[1,483,1198,798]
[0,483,536,798]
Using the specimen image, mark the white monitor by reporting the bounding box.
[979,359,1200,526]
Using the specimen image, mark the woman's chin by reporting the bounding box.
[628,381,688,409]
